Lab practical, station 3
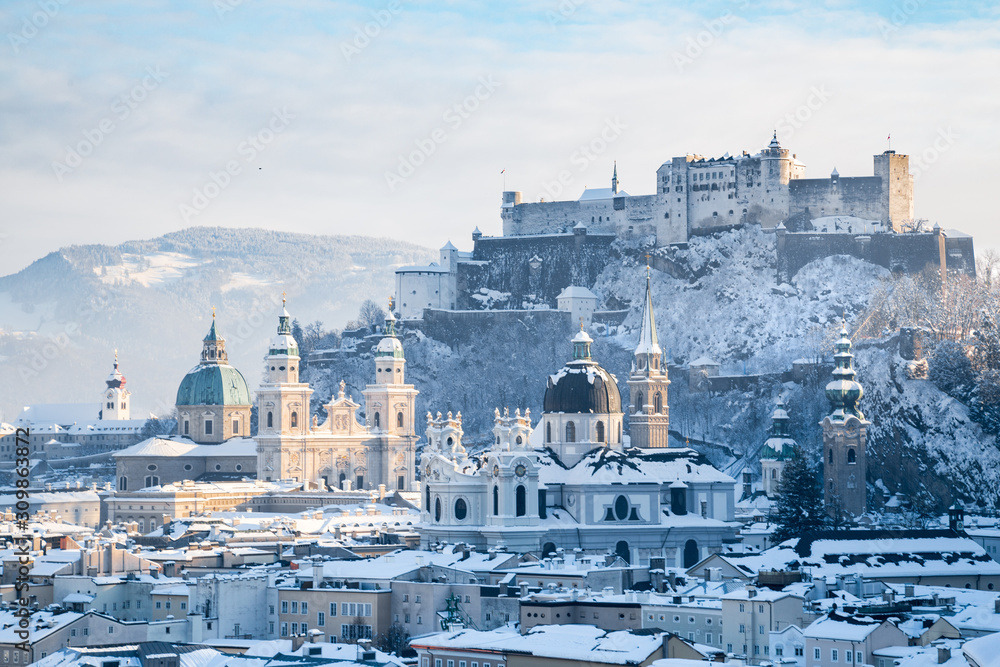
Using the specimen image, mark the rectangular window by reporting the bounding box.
[727,644,732,653]
[165,601,171,610]
[846,650,853,663]
[365,603,372,617]
[330,603,337,617]
[460,662,466,667]
[403,595,409,602]
[795,647,804,657]
[282,601,289,614]
[270,605,275,615]
[405,614,410,623]
[318,612,325,627]
[814,648,821,660]
[291,623,298,634]
[435,660,442,667]
[739,603,745,613]
[759,625,764,635]
[291,601,298,614]
[832,648,839,662]
[301,602,308,615]
[739,624,745,633]
[205,420,213,435]
[233,418,239,433]
[269,622,274,634]
[415,595,422,603]
[180,602,186,610]
[281,623,288,637]
[705,633,712,644]
[856,652,863,663]
[155,601,161,609]
[447,661,454,667]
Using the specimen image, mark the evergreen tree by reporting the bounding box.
[771,446,827,544]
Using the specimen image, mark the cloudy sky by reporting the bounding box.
[1,0,998,273]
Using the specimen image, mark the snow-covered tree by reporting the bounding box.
[771,446,827,543]
[928,340,974,401]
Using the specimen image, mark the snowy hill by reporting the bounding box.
[308,226,996,511]
[0,227,435,420]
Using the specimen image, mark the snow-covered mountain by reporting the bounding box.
[0,227,435,420]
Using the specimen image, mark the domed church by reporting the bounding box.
[175,314,253,443]
[418,274,738,567]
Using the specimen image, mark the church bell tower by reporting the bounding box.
[627,267,670,448]
[820,322,869,518]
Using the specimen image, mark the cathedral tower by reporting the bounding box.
[362,311,419,490]
[627,268,670,448]
[820,323,869,518]
[256,300,314,482]
[102,351,130,420]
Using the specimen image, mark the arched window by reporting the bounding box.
[654,392,663,414]
[434,497,442,522]
[565,421,576,443]
[373,412,380,428]
[829,448,834,464]
[635,391,644,412]
[266,412,273,428]
[290,412,298,428]
[616,540,631,565]
[515,485,527,517]
[425,484,430,511]
[546,422,552,443]
[596,421,605,443]
[771,469,777,478]
[119,477,127,491]
[397,412,404,428]
[847,448,856,464]
[454,498,468,521]
[683,539,699,568]
[542,542,557,558]
[492,486,499,516]
[340,472,347,490]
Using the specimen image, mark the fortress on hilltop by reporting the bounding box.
[395,134,974,321]
[502,134,913,243]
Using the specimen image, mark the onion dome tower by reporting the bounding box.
[541,326,624,466]
[760,400,797,497]
[101,350,131,420]
[820,322,869,518]
[175,310,252,443]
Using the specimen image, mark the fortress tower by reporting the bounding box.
[873,150,914,231]
[820,323,869,518]
[627,268,670,448]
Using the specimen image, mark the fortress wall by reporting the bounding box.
[789,176,884,221]
[457,233,617,309]
[777,230,976,282]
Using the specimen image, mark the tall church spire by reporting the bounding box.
[611,161,619,195]
[627,264,670,448]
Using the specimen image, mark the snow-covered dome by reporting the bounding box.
[825,324,864,419]
[105,352,126,388]
[544,331,621,415]
[268,306,299,357]
[375,312,404,359]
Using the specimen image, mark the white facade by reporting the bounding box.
[556,285,599,328]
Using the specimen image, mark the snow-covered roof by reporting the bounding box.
[803,612,885,641]
[557,285,599,300]
[17,403,99,425]
[964,632,1000,666]
[537,447,736,486]
[413,625,664,665]
[722,530,1000,579]
[113,436,256,458]
[579,187,630,201]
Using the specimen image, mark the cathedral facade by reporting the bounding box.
[255,306,419,492]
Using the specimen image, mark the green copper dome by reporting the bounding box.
[176,364,252,406]
[176,317,252,406]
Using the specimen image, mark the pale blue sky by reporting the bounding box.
[2,0,999,272]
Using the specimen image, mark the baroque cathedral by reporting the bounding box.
[254,303,419,491]
[417,273,739,567]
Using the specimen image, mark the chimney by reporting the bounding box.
[905,584,914,597]
[290,633,306,652]
[747,586,757,599]
[938,647,951,664]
